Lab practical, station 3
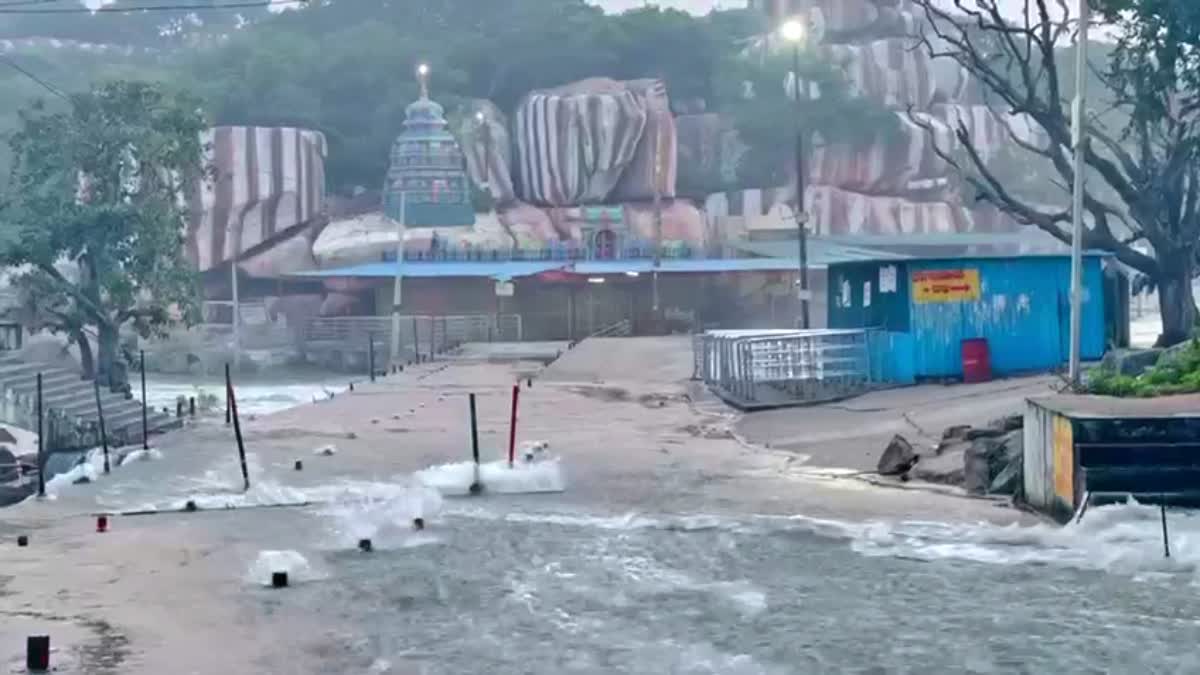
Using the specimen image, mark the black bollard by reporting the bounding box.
[271,571,289,588]
[189,396,196,417]
[36,373,44,498]
[294,460,303,472]
[368,332,376,383]
[226,367,250,492]
[177,399,184,418]
[413,517,425,531]
[526,377,532,388]
[184,500,198,512]
[358,538,373,553]
[468,394,483,495]
[349,382,355,392]
[26,635,50,672]
[17,534,28,547]
[140,350,148,451]
[93,378,110,474]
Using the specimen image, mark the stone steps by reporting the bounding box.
[0,352,178,448]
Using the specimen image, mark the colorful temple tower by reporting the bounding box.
[382,66,475,228]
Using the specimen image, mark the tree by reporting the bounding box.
[0,81,205,390]
[910,0,1200,346]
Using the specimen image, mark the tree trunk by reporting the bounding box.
[1156,254,1197,347]
[95,322,129,395]
[75,331,94,380]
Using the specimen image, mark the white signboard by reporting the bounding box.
[495,280,515,297]
[879,265,897,294]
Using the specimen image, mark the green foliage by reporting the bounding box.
[1088,339,1200,397]
[0,80,205,384]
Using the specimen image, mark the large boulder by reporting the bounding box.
[912,447,965,485]
[877,434,918,475]
[1100,348,1163,377]
[187,126,327,272]
[964,429,1023,495]
[513,77,676,206]
[459,99,517,205]
[809,111,957,197]
[312,211,515,268]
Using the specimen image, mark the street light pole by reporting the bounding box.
[783,19,811,330]
[1068,0,1088,390]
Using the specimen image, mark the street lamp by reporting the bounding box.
[781,17,811,330]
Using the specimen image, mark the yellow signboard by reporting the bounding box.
[912,269,981,303]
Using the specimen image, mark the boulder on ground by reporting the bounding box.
[877,434,918,475]
[912,447,964,485]
[964,429,1023,495]
[1100,348,1162,377]
[987,413,1023,434]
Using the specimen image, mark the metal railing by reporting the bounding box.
[693,329,873,408]
[590,319,632,338]
[303,314,523,360]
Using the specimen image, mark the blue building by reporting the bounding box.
[826,254,1111,384]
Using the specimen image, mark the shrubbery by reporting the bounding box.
[1088,339,1200,397]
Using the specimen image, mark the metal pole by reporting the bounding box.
[140,350,148,450]
[507,384,520,467]
[794,42,811,330]
[390,191,407,367]
[1068,0,1089,389]
[94,378,109,475]
[1161,498,1171,558]
[36,373,44,498]
[226,365,250,492]
[231,257,241,372]
[468,393,482,495]
[412,315,420,362]
[652,107,663,319]
[224,363,231,426]
[368,331,375,382]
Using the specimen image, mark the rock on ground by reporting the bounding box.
[877,434,918,475]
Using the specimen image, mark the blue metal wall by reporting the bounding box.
[907,256,1106,378]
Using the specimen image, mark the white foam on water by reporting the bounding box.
[756,501,1200,578]
[414,457,565,496]
[40,447,116,497]
[119,447,163,467]
[244,549,326,586]
[317,484,445,551]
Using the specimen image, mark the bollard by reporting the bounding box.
[189,396,196,417]
[358,538,373,553]
[140,350,149,451]
[177,400,184,418]
[26,635,50,672]
[225,367,251,492]
[294,460,303,472]
[508,385,520,467]
[17,534,28,547]
[96,515,108,533]
[271,571,289,588]
[349,382,355,392]
[413,517,425,531]
[184,500,198,513]
[36,373,44,498]
[468,394,483,495]
[526,377,532,389]
[93,378,110,474]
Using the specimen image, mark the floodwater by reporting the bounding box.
[81,450,1200,674]
[238,499,1200,674]
[140,371,349,417]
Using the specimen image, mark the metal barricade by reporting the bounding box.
[693,329,873,408]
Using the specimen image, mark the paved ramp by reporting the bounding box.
[541,336,694,386]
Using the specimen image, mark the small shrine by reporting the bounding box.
[382,65,475,228]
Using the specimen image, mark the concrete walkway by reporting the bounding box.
[736,375,1062,472]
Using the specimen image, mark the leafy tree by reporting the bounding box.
[911,0,1200,346]
[0,81,205,390]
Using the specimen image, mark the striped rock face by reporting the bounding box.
[810,111,956,196]
[187,126,327,272]
[513,78,676,207]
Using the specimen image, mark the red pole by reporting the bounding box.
[507,384,520,467]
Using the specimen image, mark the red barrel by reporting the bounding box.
[961,338,992,383]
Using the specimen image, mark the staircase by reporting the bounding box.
[0,352,179,451]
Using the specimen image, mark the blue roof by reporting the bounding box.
[293,257,808,280]
[295,261,565,281]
